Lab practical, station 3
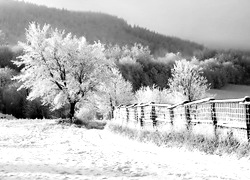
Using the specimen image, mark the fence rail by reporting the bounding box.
[113,96,250,142]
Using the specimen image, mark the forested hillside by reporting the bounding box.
[0,0,204,57]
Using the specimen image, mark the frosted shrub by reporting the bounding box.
[134,85,175,104]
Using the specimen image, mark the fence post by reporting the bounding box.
[169,108,174,126]
[185,105,191,130]
[211,102,217,137]
[134,105,137,123]
[151,102,156,128]
[126,106,129,123]
[136,106,140,128]
[140,106,144,128]
[245,104,250,141]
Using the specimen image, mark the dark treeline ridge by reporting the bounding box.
[0,0,204,57]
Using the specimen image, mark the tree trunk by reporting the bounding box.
[69,102,76,123]
[111,106,115,119]
[109,97,114,119]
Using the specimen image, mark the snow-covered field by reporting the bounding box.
[0,119,250,180]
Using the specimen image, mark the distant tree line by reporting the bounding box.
[194,49,250,88]
[107,45,250,90]
[125,25,204,57]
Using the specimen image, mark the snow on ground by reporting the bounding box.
[0,119,250,180]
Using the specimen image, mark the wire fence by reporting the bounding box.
[113,96,250,142]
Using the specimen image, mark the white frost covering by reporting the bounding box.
[0,119,250,179]
[12,23,115,111]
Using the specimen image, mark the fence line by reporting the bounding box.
[113,96,250,142]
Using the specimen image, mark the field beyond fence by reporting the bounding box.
[113,97,250,143]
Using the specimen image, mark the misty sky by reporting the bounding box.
[22,0,250,50]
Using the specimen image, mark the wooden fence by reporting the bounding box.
[113,96,250,142]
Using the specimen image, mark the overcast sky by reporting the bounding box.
[22,0,250,50]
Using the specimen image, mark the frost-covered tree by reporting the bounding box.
[93,68,134,118]
[13,23,114,120]
[168,59,210,102]
[105,43,154,90]
[107,69,134,106]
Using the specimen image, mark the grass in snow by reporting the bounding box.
[107,122,250,158]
